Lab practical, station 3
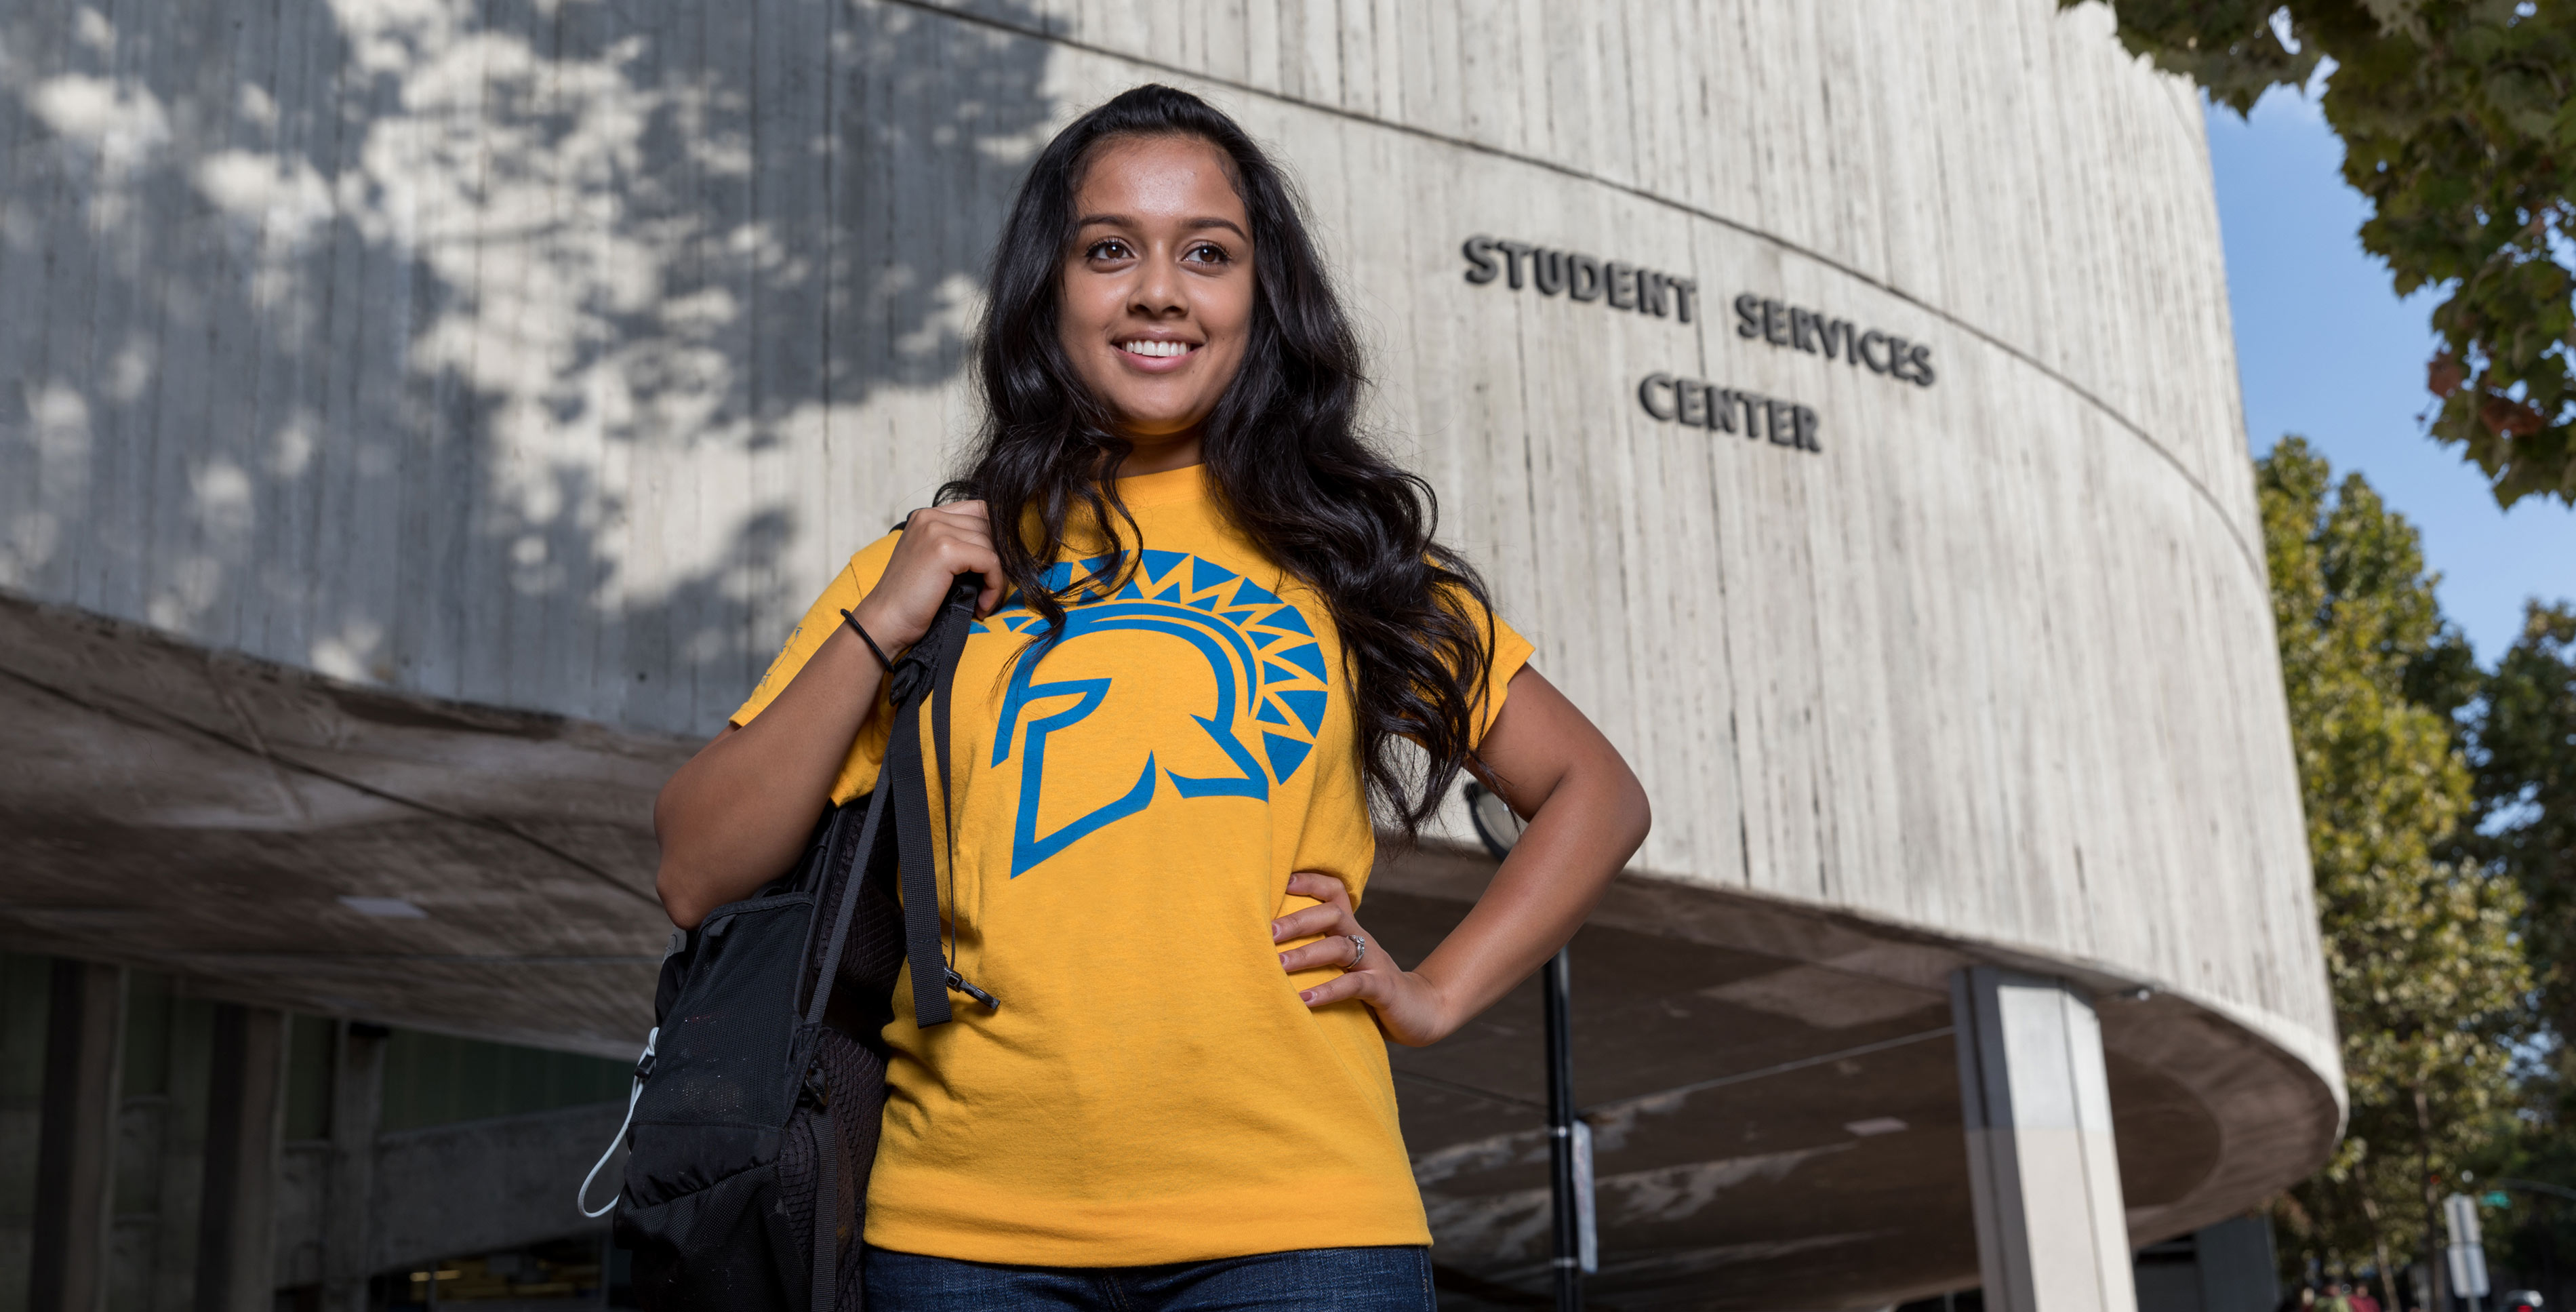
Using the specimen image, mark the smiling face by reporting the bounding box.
[1057,134,1257,474]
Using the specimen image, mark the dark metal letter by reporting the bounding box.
[1671,278,1699,323]
[1640,271,1668,317]
[1568,254,1603,302]
[1533,249,1567,296]
[1608,262,1636,310]
[1908,344,1936,386]
[1462,235,1501,284]
[1885,336,1914,382]
[1822,319,1851,361]
[1767,398,1797,445]
[1676,378,1707,426]
[1794,404,1821,452]
[1497,240,1533,290]
[1858,330,1890,374]
[1735,391,1767,437]
[1734,293,1763,338]
[1637,373,1678,421]
[1763,299,1790,346]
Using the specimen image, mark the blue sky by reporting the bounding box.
[2207,85,2575,664]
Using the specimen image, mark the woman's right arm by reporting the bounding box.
[651,502,1004,928]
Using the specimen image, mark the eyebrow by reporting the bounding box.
[1076,213,1250,241]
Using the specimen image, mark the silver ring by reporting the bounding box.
[1346,934,1368,970]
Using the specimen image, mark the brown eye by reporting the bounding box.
[1085,238,1133,261]
[1182,242,1230,266]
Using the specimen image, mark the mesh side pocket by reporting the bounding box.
[801,796,906,1022]
[845,858,906,993]
[814,1026,885,1181]
[786,795,902,1312]
[773,1105,818,1267]
[807,844,907,1052]
[772,1066,877,1310]
[814,1026,883,1312]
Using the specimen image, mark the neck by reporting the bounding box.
[1114,428,1205,477]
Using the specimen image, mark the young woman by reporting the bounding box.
[651,85,1650,1311]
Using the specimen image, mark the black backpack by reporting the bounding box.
[582,580,992,1312]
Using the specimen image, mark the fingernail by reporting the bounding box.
[1300,991,1314,1003]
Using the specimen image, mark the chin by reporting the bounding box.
[1104,403,1204,437]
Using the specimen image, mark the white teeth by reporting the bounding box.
[1120,340,1190,358]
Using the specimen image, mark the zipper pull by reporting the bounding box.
[945,969,1000,1012]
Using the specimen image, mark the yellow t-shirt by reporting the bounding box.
[731,462,1532,1266]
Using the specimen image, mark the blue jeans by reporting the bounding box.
[862,1244,1436,1311]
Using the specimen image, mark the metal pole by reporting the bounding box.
[1545,947,1581,1312]
[1464,781,1584,1311]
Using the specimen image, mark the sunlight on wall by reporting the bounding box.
[0,0,1060,733]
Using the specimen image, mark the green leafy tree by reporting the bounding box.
[2472,602,2576,1035]
[2468,601,2576,1281]
[2259,438,2533,1293]
[2076,1,2576,506]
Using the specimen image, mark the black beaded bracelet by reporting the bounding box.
[839,609,896,672]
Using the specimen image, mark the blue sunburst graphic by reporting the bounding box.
[978,551,1330,876]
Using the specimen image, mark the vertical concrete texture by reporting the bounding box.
[319,1025,383,1312]
[108,973,193,1312]
[30,962,123,1312]
[1,961,619,1312]
[7,974,291,1312]
[1953,967,2136,1312]
[1,955,54,1312]
[193,1005,284,1312]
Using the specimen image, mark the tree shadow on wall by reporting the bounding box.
[0,0,1055,736]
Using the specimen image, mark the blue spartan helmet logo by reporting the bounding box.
[981,551,1332,877]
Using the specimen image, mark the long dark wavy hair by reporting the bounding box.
[942,83,1500,837]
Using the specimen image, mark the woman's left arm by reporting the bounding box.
[1274,664,1651,1046]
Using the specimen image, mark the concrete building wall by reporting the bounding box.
[0,0,2333,1094]
[0,2,2345,1303]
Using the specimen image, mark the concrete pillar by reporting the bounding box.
[193,1005,286,1312]
[1951,966,2136,1312]
[148,997,220,1312]
[319,1023,386,1312]
[3,955,58,1312]
[108,972,177,1312]
[29,961,126,1312]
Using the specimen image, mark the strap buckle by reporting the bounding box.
[887,652,935,705]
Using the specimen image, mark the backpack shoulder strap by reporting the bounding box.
[803,576,979,1030]
[889,578,982,1028]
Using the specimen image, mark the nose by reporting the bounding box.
[1128,249,1188,319]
